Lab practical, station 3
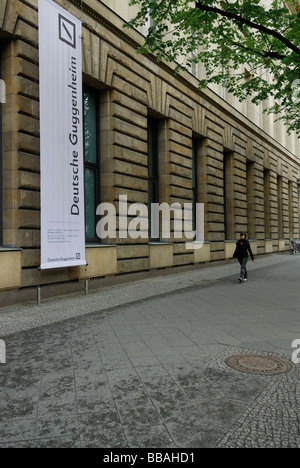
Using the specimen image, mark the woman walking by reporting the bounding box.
[233,233,255,283]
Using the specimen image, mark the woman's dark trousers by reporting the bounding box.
[238,257,248,280]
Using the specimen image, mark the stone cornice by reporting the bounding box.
[68,0,143,50]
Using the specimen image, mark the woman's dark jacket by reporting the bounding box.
[233,239,254,260]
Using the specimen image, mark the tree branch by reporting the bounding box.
[223,38,286,60]
[195,1,300,56]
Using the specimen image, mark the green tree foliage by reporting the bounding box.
[126,0,300,135]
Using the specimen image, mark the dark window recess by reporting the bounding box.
[148,117,159,241]
[0,46,3,246]
[83,88,100,241]
[192,140,198,233]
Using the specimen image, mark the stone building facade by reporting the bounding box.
[0,0,299,298]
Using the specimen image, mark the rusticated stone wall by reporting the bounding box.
[0,0,299,291]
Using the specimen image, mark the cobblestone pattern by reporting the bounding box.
[216,348,300,448]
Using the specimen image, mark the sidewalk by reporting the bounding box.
[0,253,300,448]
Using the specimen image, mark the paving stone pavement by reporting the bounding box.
[0,254,300,448]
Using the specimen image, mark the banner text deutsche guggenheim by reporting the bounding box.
[39,0,86,269]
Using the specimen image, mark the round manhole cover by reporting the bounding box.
[225,354,292,375]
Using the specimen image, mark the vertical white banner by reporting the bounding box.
[39,0,86,269]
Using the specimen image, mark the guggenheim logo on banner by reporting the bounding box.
[39,0,86,270]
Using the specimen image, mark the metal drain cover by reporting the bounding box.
[225,354,292,376]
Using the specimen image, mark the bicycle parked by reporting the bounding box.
[290,237,300,254]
